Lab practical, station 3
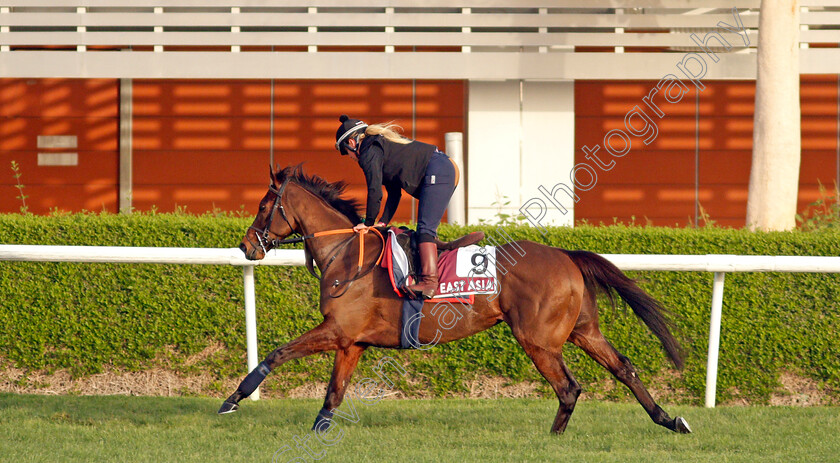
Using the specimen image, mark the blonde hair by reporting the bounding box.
[364,122,412,145]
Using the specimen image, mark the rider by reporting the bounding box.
[335,114,457,299]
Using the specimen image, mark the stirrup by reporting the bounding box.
[400,278,433,300]
[405,279,437,300]
[408,288,435,300]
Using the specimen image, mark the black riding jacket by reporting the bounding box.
[356,134,437,226]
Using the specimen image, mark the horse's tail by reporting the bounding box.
[564,250,684,370]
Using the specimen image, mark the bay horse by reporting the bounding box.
[220,165,692,435]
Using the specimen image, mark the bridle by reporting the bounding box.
[246,175,384,298]
[247,175,295,254]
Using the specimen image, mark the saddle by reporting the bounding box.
[388,226,484,278]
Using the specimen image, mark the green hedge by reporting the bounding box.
[1,212,839,404]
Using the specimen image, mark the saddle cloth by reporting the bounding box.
[381,228,499,303]
[380,227,498,349]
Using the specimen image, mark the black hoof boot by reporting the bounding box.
[218,401,239,415]
[673,416,692,434]
[311,408,334,432]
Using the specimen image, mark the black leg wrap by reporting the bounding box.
[239,361,272,398]
[312,407,334,432]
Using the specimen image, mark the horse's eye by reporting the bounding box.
[259,205,266,212]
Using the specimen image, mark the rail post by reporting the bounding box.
[705,271,726,408]
[242,265,260,400]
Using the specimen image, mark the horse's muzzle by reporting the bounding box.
[240,241,262,261]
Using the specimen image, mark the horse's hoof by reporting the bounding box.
[218,401,239,415]
[674,416,692,434]
[312,408,335,432]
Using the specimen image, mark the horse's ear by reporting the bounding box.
[268,164,276,184]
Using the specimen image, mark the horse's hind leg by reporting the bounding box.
[517,340,582,434]
[508,302,582,434]
[311,344,367,431]
[219,320,340,414]
[569,323,691,434]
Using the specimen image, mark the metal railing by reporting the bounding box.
[604,253,840,407]
[1,1,838,79]
[2,244,840,405]
[0,244,304,401]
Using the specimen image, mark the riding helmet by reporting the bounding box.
[335,114,368,155]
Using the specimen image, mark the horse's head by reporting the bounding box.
[240,164,363,260]
[240,166,299,260]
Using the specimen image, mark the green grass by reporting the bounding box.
[0,394,838,462]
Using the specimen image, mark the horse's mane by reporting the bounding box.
[274,164,362,225]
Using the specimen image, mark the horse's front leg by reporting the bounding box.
[312,344,367,431]
[218,320,341,414]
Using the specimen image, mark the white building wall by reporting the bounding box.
[467,81,575,228]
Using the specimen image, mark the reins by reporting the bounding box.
[248,175,385,298]
[302,227,385,298]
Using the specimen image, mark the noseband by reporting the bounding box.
[248,176,297,254]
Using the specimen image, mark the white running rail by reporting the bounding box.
[0,244,304,401]
[2,244,840,406]
[601,253,840,407]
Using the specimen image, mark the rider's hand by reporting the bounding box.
[353,223,370,233]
